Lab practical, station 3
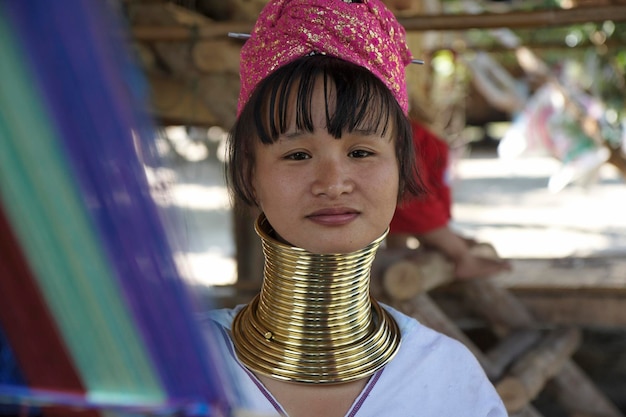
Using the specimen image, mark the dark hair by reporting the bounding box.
[226,55,424,206]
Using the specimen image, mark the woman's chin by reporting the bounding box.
[300,238,375,255]
[274,221,387,254]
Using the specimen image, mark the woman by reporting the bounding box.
[203,1,507,416]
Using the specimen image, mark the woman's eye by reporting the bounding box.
[349,149,373,158]
[286,151,310,160]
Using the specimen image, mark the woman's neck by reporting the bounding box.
[231,215,400,384]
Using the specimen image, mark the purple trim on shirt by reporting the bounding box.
[347,368,384,417]
[215,319,384,417]
[243,370,288,417]
[215,324,237,360]
[215,323,288,416]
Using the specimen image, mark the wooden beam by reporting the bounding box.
[192,40,241,73]
[130,6,626,42]
[495,327,582,413]
[513,289,626,328]
[391,293,500,379]
[552,361,625,417]
[498,256,626,292]
[398,6,626,31]
[485,329,543,380]
[147,74,218,126]
[462,279,624,417]
[426,38,625,54]
[435,286,626,329]
[132,22,252,42]
[377,250,455,301]
[509,404,543,417]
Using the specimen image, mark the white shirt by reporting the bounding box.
[200,304,507,417]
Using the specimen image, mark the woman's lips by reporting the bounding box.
[306,208,359,226]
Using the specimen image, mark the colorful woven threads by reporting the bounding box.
[0,1,229,415]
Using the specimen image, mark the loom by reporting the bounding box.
[0,2,231,416]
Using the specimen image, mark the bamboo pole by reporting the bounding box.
[392,293,499,379]
[398,6,626,31]
[485,329,543,380]
[495,327,581,413]
[130,6,626,42]
[463,279,624,417]
[510,404,544,417]
[380,251,455,301]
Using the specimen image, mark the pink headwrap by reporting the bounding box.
[237,0,413,115]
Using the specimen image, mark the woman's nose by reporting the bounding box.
[311,158,354,198]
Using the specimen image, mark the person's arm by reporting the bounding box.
[416,226,467,259]
[417,226,512,280]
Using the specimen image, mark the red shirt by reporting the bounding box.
[390,121,451,234]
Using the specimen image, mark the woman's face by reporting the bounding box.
[252,83,399,254]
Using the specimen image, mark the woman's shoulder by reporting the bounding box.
[383,303,485,370]
[198,305,244,330]
[375,303,507,416]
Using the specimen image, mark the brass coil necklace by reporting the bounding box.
[231,215,400,384]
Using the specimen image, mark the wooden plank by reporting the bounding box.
[462,280,624,417]
[424,256,626,328]
[495,327,581,413]
[375,249,455,300]
[464,280,536,335]
[513,290,626,329]
[391,293,499,379]
[233,203,264,285]
[497,256,626,291]
[552,361,625,417]
[493,255,626,328]
[192,40,241,73]
[147,73,239,127]
[148,74,218,126]
[130,6,626,42]
[485,329,543,380]
[510,404,544,417]
[398,6,626,31]
[132,22,252,42]
[434,287,626,329]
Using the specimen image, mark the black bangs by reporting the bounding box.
[247,55,399,143]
